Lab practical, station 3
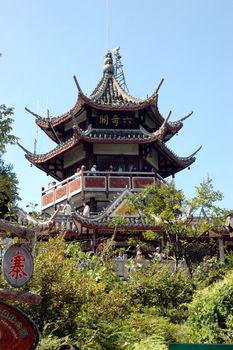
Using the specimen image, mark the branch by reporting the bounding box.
[0,288,42,304]
[0,219,35,239]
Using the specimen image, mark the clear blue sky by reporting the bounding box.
[1,0,233,210]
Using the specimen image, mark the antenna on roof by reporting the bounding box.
[47,109,62,144]
[33,101,39,156]
[33,138,37,155]
[112,47,129,92]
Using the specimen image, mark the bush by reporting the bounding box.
[192,256,226,288]
[130,335,167,350]
[127,263,194,318]
[188,269,233,343]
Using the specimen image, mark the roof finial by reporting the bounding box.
[103,50,114,75]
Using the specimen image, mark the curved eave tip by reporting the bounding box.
[152,78,165,96]
[25,106,42,119]
[191,145,202,158]
[17,141,31,155]
[73,75,84,95]
[181,111,194,122]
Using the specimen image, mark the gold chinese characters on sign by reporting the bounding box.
[97,114,135,128]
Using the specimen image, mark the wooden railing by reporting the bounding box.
[41,168,161,211]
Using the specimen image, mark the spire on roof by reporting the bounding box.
[103,51,114,75]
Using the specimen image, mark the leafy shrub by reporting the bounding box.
[192,256,226,288]
[188,269,233,343]
[121,313,179,344]
[127,263,194,318]
[130,335,167,350]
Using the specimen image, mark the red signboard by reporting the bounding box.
[2,244,34,288]
[0,302,39,350]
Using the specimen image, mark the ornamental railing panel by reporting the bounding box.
[83,176,106,191]
[68,177,82,196]
[108,176,130,191]
[132,177,155,190]
[41,171,159,211]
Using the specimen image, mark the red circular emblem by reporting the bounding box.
[2,244,34,288]
[0,302,39,350]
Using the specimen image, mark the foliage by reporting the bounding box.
[129,182,195,273]
[36,334,62,350]
[130,335,167,350]
[0,158,20,218]
[192,256,226,288]
[188,269,233,343]
[142,229,160,241]
[127,263,194,318]
[188,176,227,232]
[121,313,179,345]
[21,237,131,349]
[1,234,233,348]
[129,178,227,274]
[0,103,19,218]
[0,104,18,154]
[129,182,185,225]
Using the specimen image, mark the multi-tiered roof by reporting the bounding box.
[18,50,200,181]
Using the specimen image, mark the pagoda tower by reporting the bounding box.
[18,50,200,236]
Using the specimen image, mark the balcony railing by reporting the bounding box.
[42,168,163,211]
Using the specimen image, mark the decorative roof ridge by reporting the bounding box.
[180,145,202,160]
[20,134,79,162]
[89,73,109,100]
[103,188,133,214]
[27,78,85,128]
[73,75,85,96]
[25,107,43,120]
[17,141,33,156]
[73,188,135,222]
[111,75,143,103]
[169,111,193,128]
[78,92,158,111]
[71,189,161,229]
[139,111,171,140]
[144,78,165,102]
[89,73,143,104]
[72,123,170,144]
[152,78,165,95]
[159,140,202,164]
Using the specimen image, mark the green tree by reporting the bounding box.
[188,176,226,233]
[0,104,17,154]
[0,104,19,217]
[0,159,20,218]
[129,178,226,273]
[129,182,196,271]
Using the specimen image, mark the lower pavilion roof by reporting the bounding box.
[72,189,161,231]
